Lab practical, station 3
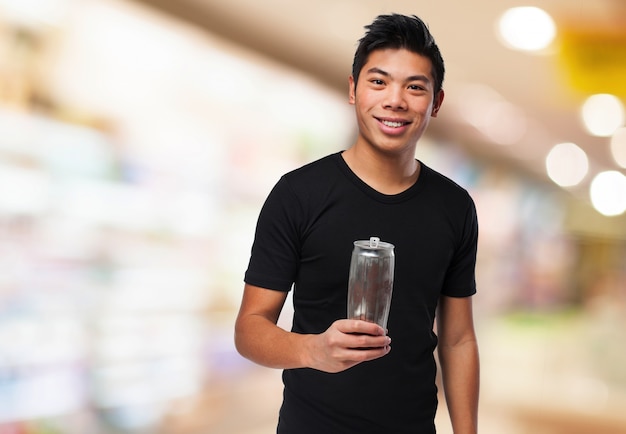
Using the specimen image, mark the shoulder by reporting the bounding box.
[420,163,474,205]
[262,152,344,213]
[279,152,344,193]
[284,152,341,179]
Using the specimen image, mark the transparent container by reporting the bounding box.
[347,237,395,329]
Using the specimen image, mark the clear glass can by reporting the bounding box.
[347,237,395,329]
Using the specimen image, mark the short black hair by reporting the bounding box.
[352,14,445,95]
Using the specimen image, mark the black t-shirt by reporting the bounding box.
[245,152,478,434]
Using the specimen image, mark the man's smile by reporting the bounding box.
[376,117,411,128]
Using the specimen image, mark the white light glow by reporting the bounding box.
[581,94,625,137]
[610,127,626,168]
[545,142,589,187]
[482,101,527,145]
[0,166,51,214]
[590,171,626,216]
[0,0,71,28]
[497,7,556,52]
[456,84,527,145]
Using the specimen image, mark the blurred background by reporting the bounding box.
[0,0,625,433]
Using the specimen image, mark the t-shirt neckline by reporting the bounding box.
[333,151,427,203]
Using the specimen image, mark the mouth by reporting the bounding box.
[377,118,410,128]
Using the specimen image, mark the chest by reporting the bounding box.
[297,196,458,298]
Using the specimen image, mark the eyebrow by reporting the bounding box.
[366,67,431,84]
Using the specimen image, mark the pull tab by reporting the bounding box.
[369,237,380,248]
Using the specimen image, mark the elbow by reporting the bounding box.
[233,321,248,358]
[233,315,250,358]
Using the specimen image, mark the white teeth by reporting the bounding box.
[382,120,405,128]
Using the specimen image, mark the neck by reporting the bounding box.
[342,146,420,195]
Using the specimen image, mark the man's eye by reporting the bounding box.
[408,85,425,91]
[371,79,384,85]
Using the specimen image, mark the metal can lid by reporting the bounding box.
[353,236,395,250]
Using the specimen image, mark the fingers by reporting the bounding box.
[306,320,392,373]
[345,332,391,350]
[325,343,391,373]
[332,319,390,351]
[342,346,390,367]
[336,319,387,336]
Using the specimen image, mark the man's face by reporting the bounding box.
[349,48,444,157]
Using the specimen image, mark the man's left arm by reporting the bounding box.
[437,295,479,434]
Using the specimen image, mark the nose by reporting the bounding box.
[383,85,407,110]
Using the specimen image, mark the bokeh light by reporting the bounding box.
[456,84,527,145]
[545,142,589,187]
[610,126,626,168]
[581,94,625,137]
[497,7,556,52]
[590,170,626,216]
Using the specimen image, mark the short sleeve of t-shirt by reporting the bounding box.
[440,195,478,298]
[244,176,301,292]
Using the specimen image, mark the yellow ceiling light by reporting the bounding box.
[581,93,625,137]
[497,7,556,52]
[545,142,589,187]
[558,24,626,96]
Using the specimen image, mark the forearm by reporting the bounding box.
[438,339,479,434]
[235,285,392,372]
[235,313,312,370]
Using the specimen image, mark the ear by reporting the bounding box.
[431,89,445,118]
[348,75,356,105]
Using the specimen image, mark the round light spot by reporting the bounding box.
[610,127,626,168]
[590,171,626,216]
[497,7,556,51]
[545,142,589,187]
[581,94,625,137]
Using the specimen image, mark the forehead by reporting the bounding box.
[360,48,434,80]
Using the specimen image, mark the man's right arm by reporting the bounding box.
[234,283,392,373]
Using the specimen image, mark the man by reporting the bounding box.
[235,13,479,434]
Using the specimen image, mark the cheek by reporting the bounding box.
[355,97,374,120]
[354,92,376,110]
[414,100,434,115]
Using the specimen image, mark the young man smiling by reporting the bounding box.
[235,14,479,434]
